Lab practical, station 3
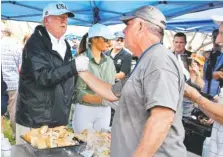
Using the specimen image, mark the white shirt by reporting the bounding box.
[177,54,190,80]
[1,37,22,91]
[47,31,67,60]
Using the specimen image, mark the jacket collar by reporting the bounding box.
[34,25,71,60]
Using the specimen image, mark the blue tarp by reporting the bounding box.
[166,7,223,32]
[2,0,223,28]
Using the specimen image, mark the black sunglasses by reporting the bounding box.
[95,36,110,43]
[102,37,110,43]
[116,38,124,42]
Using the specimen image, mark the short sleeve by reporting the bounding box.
[144,69,180,112]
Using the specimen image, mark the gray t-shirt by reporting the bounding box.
[111,44,187,157]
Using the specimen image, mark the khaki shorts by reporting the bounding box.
[7,90,17,132]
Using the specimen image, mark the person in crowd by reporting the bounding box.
[72,24,116,133]
[173,32,193,57]
[185,15,223,157]
[16,2,89,144]
[1,69,9,132]
[106,32,132,81]
[203,29,222,97]
[78,6,187,157]
[1,26,22,133]
[202,50,211,61]
[71,35,79,56]
[106,31,132,125]
[212,33,223,88]
[189,53,205,88]
[182,53,205,117]
[172,32,193,81]
[212,28,223,88]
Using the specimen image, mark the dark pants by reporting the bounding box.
[1,95,8,116]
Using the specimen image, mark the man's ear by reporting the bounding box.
[43,17,48,26]
[138,21,146,32]
[137,21,146,36]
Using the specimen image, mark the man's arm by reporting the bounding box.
[184,84,223,124]
[25,44,88,87]
[115,72,126,80]
[213,71,223,80]
[78,71,118,101]
[134,107,174,157]
[82,94,102,104]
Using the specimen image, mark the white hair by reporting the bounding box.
[134,18,163,40]
[145,21,163,40]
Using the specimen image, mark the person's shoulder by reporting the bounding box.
[148,44,180,68]
[29,25,50,42]
[149,44,170,57]
[121,49,132,57]
[185,50,193,56]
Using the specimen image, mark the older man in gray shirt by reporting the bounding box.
[78,6,186,157]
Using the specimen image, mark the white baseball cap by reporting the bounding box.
[212,15,223,25]
[42,2,74,19]
[120,6,166,29]
[88,23,115,40]
[114,31,125,38]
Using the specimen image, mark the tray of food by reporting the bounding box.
[21,125,85,150]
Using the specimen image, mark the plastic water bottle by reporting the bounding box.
[1,133,4,157]
[202,137,211,157]
[1,137,11,157]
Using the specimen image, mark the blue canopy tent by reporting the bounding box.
[65,34,81,41]
[166,7,223,32]
[167,19,217,32]
[2,0,223,27]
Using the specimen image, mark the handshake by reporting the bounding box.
[75,55,89,72]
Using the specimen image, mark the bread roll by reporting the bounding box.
[40,125,48,134]
[52,131,60,139]
[46,137,57,148]
[24,131,32,143]
[30,136,39,147]
[36,137,47,149]
[24,128,40,143]
[24,125,77,148]
[55,139,67,147]
[64,132,75,142]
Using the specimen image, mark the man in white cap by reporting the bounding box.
[207,15,223,157]
[16,2,89,144]
[78,6,187,157]
[184,15,223,157]
[106,31,132,81]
